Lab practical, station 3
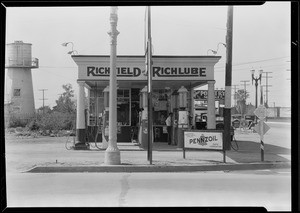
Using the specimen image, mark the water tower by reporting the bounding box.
[5,41,39,117]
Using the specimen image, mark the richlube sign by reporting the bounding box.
[73,55,220,81]
[87,66,207,78]
[184,131,223,150]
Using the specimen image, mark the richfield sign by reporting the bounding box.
[87,66,207,78]
[74,56,220,81]
[184,131,223,150]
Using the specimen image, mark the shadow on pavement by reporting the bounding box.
[227,140,291,163]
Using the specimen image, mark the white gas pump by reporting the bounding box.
[102,86,109,149]
[171,90,179,145]
[177,86,189,148]
[138,86,148,149]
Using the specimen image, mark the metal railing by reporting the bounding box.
[5,57,39,68]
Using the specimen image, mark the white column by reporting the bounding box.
[74,81,88,148]
[76,81,86,130]
[190,87,195,127]
[207,80,216,129]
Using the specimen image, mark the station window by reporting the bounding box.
[152,88,171,125]
[13,89,21,97]
[117,89,130,126]
[89,89,104,126]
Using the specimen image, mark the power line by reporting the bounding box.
[215,56,290,69]
[39,66,77,69]
[215,63,289,72]
[231,84,239,106]
[39,89,48,113]
[261,72,273,107]
[240,80,250,103]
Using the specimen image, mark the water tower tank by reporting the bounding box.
[5,41,39,117]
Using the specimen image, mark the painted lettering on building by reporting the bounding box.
[153,67,206,77]
[194,90,225,100]
[87,66,207,77]
[87,67,142,77]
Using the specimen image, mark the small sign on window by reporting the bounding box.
[14,89,21,97]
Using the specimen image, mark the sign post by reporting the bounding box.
[183,130,225,163]
[253,105,270,161]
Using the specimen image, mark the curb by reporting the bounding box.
[26,162,291,173]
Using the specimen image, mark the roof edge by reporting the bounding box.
[71,55,222,59]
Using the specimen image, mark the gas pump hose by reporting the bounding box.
[230,135,239,151]
[65,133,75,150]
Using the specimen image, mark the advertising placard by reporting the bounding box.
[184,131,223,150]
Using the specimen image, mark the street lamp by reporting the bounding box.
[251,69,263,108]
[207,42,226,55]
[67,50,78,55]
[216,42,226,52]
[207,49,217,55]
[62,42,78,55]
[251,69,263,123]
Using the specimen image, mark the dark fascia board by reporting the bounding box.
[71,55,222,59]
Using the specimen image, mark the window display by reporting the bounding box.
[89,89,104,126]
[152,88,171,125]
[117,89,130,126]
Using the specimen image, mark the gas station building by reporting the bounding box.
[72,55,221,147]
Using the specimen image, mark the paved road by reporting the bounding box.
[4,121,292,211]
[235,121,291,149]
[6,170,291,211]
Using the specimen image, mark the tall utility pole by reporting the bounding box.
[146,6,153,165]
[224,5,233,151]
[262,71,272,107]
[39,89,48,114]
[241,80,250,101]
[261,85,272,104]
[231,84,239,107]
[105,6,121,165]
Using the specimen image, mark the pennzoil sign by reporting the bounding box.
[184,131,223,150]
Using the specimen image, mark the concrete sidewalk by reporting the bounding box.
[5,129,291,173]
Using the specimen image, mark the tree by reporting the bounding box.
[234,89,249,116]
[52,84,76,114]
[38,105,52,114]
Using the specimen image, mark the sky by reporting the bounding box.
[4,2,291,109]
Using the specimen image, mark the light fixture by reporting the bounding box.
[62,42,78,55]
[67,50,78,55]
[207,42,226,55]
[207,49,217,55]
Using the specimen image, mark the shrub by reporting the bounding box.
[26,119,39,131]
[8,116,28,128]
[36,112,75,132]
[36,112,64,132]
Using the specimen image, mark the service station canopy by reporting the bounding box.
[72,55,221,89]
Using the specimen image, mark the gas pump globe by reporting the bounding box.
[140,86,148,110]
[178,86,188,109]
[103,86,109,108]
[171,90,179,146]
[177,86,189,148]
